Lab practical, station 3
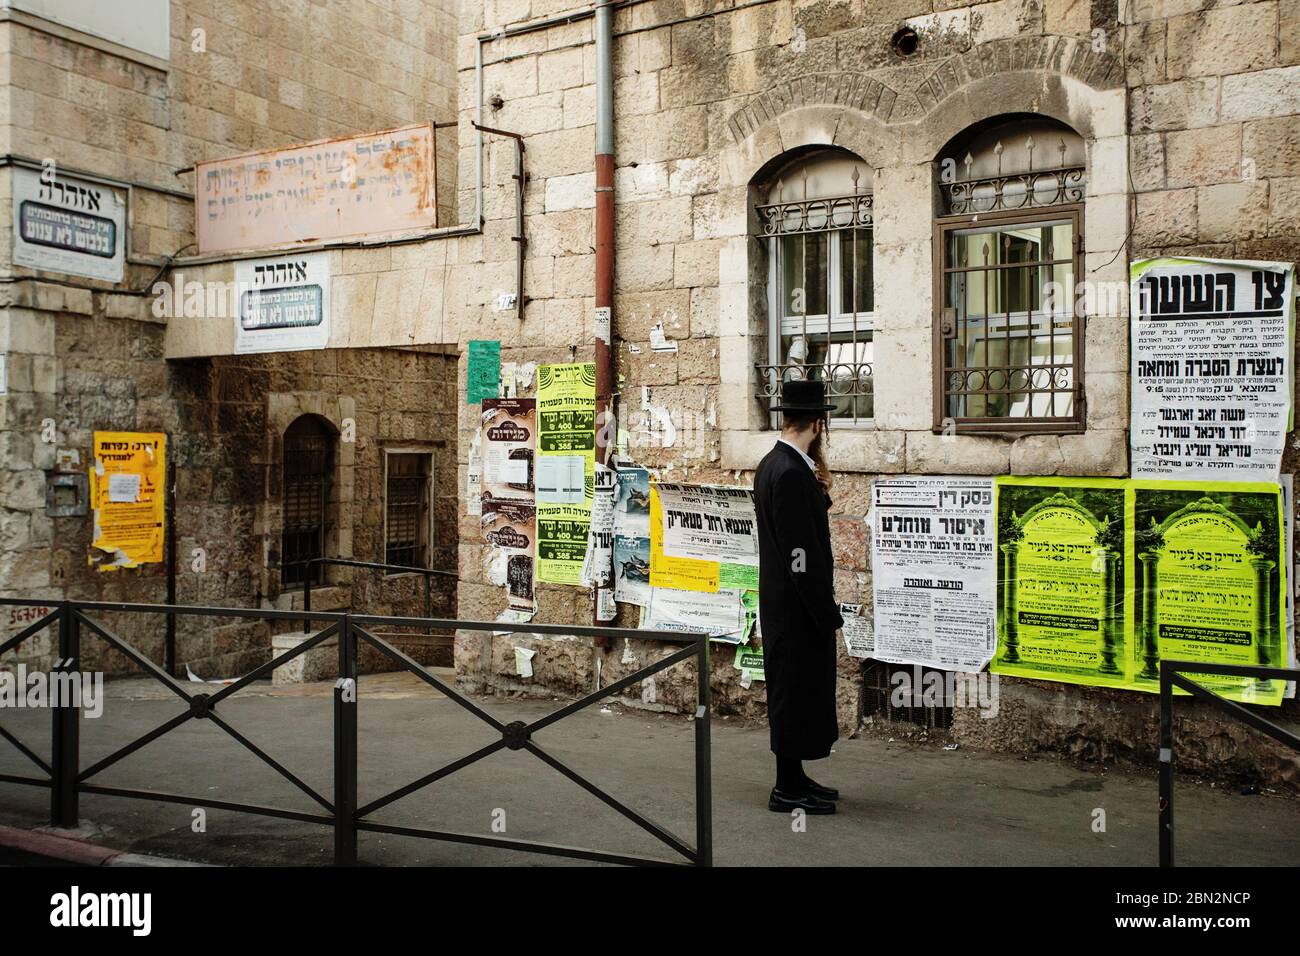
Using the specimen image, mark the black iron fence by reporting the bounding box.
[0,598,712,867]
[1158,659,1300,868]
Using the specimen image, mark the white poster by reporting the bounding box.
[840,602,874,659]
[643,586,745,642]
[12,166,127,282]
[656,483,758,566]
[870,476,997,672]
[536,455,585,504]
[1131,257,1294,481]
[581,463,616,588]
[234,252,330,353]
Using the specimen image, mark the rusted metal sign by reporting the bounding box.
[195,123,437,255]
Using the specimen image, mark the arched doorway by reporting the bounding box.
[281,414,335,586]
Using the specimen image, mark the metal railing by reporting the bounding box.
[0,597,712,867]
[1158,659,1300,867]
[295,556,458,634]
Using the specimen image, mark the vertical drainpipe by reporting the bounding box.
[593,0,615,632]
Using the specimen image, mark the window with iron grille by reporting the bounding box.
[385,451,432,569]
[282,415,334,586]
[935,117,1087,434]
[862,660,954,731]
[755,150,875,426]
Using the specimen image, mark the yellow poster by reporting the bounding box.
[535,363,595,585]
[90,431,166,571]
[649,485,719,592]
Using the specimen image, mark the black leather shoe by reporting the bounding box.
[803,778,839,801]
[768,788,836,814]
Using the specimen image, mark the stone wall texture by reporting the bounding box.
[0,0,1296,788]
[444,0,1300,787]
[0,0,461,675]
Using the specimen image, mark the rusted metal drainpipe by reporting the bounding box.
[593,0,615,634]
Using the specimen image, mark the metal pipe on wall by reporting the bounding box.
[592,0,616,629]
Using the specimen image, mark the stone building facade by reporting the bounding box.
[0,0,461,675]
[0,0,1296,785]
[446,0,1300,785]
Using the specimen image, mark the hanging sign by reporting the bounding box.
[13,166,126,282]
[234,252,330,353]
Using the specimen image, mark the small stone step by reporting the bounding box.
[271,630,339,685]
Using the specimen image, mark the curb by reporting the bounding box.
[0,824,211,867]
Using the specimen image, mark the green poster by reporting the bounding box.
[1131,481,1286,705]
[993,477,1287,706]
[734,645,764,681]
[993,477,1130,688]
[535,362,596,584]
[466,340,500,404]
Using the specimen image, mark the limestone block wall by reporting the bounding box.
[447,0,1300,781]
[0,274,459,675]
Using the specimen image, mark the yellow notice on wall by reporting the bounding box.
[648,484,719,593]
[89,431,166,571]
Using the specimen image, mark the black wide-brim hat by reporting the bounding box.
[771,378,836,413]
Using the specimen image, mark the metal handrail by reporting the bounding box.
[1158,659,1300,867]
[278,556,457,635]
[0,596,712,866]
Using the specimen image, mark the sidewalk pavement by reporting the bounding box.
[0,672,1296,866]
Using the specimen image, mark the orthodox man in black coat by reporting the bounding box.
[754,379,843,814]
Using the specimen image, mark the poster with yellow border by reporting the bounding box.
[992,476,1286,705]
[90,431,166,571]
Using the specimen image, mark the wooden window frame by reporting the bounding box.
[931,203,1087,436]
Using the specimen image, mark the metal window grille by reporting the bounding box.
[282,417,333,587]
[385,452,431,569]
[934,135,1086,435]
[754,177,875,426]
[862,660,954,731]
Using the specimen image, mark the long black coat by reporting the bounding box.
[754,440,843,760]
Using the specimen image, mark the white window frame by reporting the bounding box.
[766,227,877,429]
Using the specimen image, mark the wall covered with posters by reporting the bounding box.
[438,0,1300,784]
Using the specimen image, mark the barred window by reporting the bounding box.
[282,415,334,586]
[385,451,432,569]
[755,149,875,426]
[935,117,1087,434]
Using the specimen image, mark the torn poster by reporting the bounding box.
[1130,257,1295,481]
[481,399,535,502]
[613,533,652,607]
[90,431,166,571]
[644,585,746,642]
[482,498,536,611]
[466,339,500,405]
[581,463,616,588]
[871,476,997,672]
[734,646,765,682]
[466,430,483,517]
[840,602,874,659]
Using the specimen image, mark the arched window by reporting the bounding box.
[935,116,1087,433]
[755,148,874,425]
[281,414,334,586]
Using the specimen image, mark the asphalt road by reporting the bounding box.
[0,678,1297,866]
